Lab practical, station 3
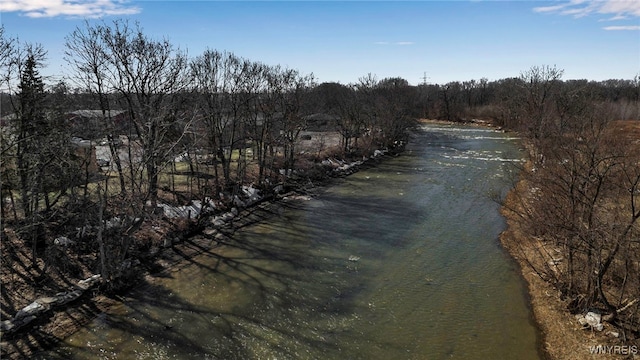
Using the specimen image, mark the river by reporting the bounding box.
[38,123,541,359]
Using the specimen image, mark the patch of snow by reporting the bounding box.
[54,236,75,246]
[158,198,217,219]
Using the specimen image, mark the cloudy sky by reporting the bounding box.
[1,0,639,85]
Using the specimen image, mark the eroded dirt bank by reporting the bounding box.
[500,179,628,360]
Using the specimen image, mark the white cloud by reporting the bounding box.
[532,4,568,13]
[600,14,629,21]
[603,25,640,30]
[0,0,141,18]
[533,0,640,18]
[374,41,414,46]
[533,0,640,31]
[599,0,640,16]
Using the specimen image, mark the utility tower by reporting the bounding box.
[420,72,430,119]
[421,72,430,86]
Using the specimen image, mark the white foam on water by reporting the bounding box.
[442,153,523,163]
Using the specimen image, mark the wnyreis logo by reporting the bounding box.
[588,345,638,355]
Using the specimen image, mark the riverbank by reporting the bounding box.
[418,118,627,359]
[1,198,323,359]
[500,164,624,360]
[422,118,633,359]
[4,121,588,359]
[13,122,543,359]
[0,143,399,359]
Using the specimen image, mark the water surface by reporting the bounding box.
[41,124,540,359]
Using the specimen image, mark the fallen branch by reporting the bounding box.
[617,298,639,314]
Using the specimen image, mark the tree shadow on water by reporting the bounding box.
[29,192,422,359]
[39,266,349,359]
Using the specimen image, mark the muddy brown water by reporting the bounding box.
[37,124,541,359]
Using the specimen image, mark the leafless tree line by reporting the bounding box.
[415,68,639,124]
[501,65,640,338]
[0,21,417,285]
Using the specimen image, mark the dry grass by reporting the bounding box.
[609,120,640,158]
[500,161,631,359]
[501,211,618,358]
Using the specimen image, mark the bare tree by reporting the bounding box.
[508,99,640,331]
[519,65,564,139]
[250,63,279,185]
[190,49,226,194]
[65,20,127,196]
[190,50,251,193]
[439,81,464,121]
[328,83,365,155]
[375,77,417,148]
[99,19,190,208]
[278,70,315,179]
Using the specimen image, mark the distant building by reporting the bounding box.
[303,113,339,131]
[70,136,100,175]
[67,109,129,139]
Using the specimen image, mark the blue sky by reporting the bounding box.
[1,0,639,86]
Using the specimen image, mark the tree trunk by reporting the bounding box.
[96,184,107,280]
